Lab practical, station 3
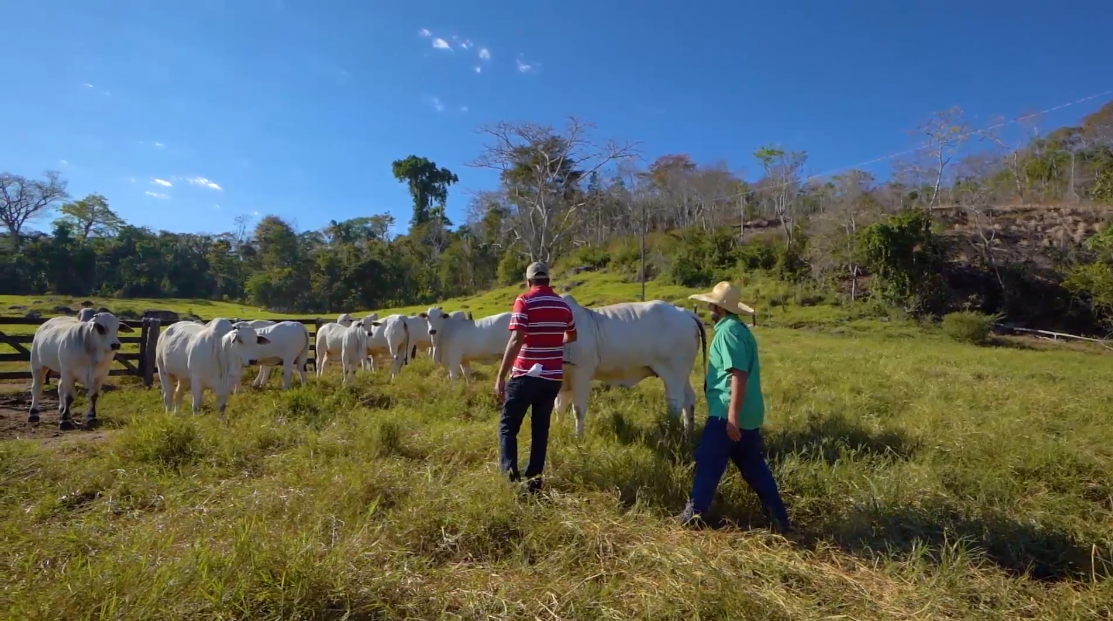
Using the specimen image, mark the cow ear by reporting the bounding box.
[256,335,271,345]
[118,323,135,333]
[94,323,107,335]
[418,312,427,318]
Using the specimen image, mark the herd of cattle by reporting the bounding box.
[24,295,708,437]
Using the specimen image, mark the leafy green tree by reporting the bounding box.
[391,155,459,229]
[54,193,125,240]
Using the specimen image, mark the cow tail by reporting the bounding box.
[402,320,411,366]
[693,312,708,395]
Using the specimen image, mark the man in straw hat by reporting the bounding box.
[679,281,791,532]
[494,261,578,494]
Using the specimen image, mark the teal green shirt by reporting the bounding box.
[706,314,764,429]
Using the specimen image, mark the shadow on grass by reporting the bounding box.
[765,411,923,465]
[820,503,1112,583]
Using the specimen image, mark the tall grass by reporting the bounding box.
[1,327,1112,619]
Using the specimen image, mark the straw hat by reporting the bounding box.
[688,281,755,316]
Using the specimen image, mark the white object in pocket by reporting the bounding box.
[526,363,544,377]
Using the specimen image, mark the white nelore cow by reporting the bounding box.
[155,319,270,418]
[248,321,312,389]
[314,313,359,376]
[340,322,372,385]
[27,312,134,430]
[367,314,428,379]
[419,308,507,382]
[556,295,707,438]
[77,307,97,322]
[427,310,469,364]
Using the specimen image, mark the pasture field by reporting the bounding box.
[1,318,1111,619]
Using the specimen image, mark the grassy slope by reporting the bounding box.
[0,275,1111,617]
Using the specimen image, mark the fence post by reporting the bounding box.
[138,319,150,381]
[143,319,161,388]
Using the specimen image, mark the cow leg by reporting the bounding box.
[82,369,102,429]
[173,379,189,413]
[297,355,309,386]
[682,381,697,436]
[29,365,47,424]
[316,352,328,377]
[281,362,294,390]
[189,376,204,414]
[58,374,77,431]
[215,391,230,422]
[657,368,689,432]
[158,368,175,413]
[567,368,592,440]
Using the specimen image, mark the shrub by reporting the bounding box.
[497,251,530,286]
[941,311,998,345]
[569,245,611,270]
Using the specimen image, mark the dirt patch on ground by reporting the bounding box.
[0,392,111,443]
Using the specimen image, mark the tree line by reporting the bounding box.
[2,102,1112,331]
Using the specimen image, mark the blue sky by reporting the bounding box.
[2,0,1110,237]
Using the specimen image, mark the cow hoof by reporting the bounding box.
[59,419,76,431]
[83,416,100,430]
[28,410,40,424]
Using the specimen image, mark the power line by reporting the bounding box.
[723,88,1112,199]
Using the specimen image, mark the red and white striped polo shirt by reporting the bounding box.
[508,285,576,381]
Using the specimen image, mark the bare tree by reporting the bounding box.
[954,153,1008,305]
[912,106,974,209]
[0,170,69,249]
[805,170,879,300]
[468,117,639,263]
[753,146,807,243]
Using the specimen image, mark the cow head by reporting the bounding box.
[227,322,272,366]
[77,308,97,322]
[419,307,448,337]
[337,313,355,327]
[356,315,378,334]
[90,312,132,351]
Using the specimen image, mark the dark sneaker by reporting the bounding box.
[525,477,543,495]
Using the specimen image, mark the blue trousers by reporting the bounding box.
[498,375,562,482]
[688,417,790,526]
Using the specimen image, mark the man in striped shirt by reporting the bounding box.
[495,261,578,493]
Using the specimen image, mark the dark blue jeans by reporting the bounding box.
[499,375,562,482]
[688,417,790,527]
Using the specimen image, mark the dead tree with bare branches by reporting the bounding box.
[467,117,639,263]
[0,170,70,250]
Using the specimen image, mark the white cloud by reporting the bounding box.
[426,96,445,112]
[214,204,222,210]
[252,210,260,216]
[452,36,473,50]
[145,191,169,199]
[153,142,165,148]
[516,57,537,73]
[188,176,223,191]
[474,66,482,74]
[128,177,137,184]
[478,48,491,60]
[59,159,69,165]
[460,106,469,113]
[83,83,94,88]
[432,38,451,50]
[418,28,431,37]
[152,178,173,187]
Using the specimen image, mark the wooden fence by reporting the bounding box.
[0,317,325,385]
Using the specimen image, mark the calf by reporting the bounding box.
[340,322,372,385]
[155,319,270,418]
[314,313,356,376]
[28,312,134,430]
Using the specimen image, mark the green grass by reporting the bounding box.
[2,324,1111,619]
